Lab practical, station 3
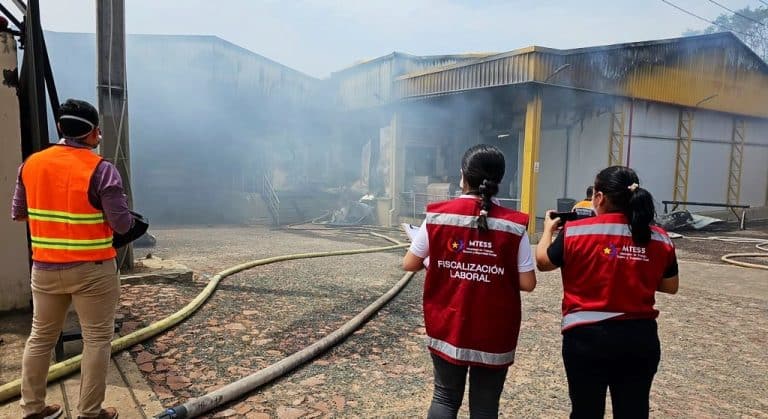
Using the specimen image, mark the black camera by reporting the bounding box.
[549,211,579,226]
[113,210,149,248]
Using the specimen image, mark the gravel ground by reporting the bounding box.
[116,223,768,418]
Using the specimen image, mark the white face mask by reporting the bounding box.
[459,170,464,189]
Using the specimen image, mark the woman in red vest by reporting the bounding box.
[536,166,679,419]
[403,144,536,419]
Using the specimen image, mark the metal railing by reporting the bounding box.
[399,192,521,220]
[262,174,280,225]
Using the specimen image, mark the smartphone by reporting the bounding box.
[549,211,579,224]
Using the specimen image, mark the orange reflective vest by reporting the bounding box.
[572,199,596,218]
[21,145,116,263]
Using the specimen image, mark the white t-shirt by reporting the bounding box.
[408,197,534,272]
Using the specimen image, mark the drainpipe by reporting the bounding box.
[388,112,399,227]
[563,127,571,198]
[626,99,634,167]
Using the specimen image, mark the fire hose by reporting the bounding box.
[717,237,768,270]
[680,235,768,270]
[0,232,410,405]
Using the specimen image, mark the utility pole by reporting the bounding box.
[96,0,133,270]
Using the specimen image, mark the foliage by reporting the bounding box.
[684,5,768,62]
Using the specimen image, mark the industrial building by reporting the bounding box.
[2,30,767,311]
[43,32,333,225]
[331,33,768,236]
[37,31,768,232]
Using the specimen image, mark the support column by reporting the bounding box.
[608,101,625,166]
[672,109,694,207]
[388,111,402,227]
[520,90,542,237]
[726,119,746,205]
[97,0,133,269]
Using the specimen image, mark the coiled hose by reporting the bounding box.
[679,235,768,270]
[0,233,409,404]
[716,237,768,270]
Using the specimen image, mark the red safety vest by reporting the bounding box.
[560,213,675,332]
[22,145,116,263]
[424,197,528,368]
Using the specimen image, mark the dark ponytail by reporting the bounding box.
[594,166,656,244]
[477,179,499,231]
[460,144,505,232]
[628,186,655,243]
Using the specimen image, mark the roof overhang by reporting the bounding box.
[395,33,768,119]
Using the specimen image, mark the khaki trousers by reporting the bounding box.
[20,260,119,417]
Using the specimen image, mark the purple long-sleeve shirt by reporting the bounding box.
[11,138,133,270]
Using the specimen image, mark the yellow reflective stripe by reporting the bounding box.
[28,208,105,220]
[32,242,113,250]
[31,236,113,245]
[31,236,113,250]
[28,214,106,225]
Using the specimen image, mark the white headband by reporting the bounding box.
[59,115,97,139]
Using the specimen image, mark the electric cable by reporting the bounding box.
[660,0,752,36]
[707,0,766,27]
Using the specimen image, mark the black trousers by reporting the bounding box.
[562,319,661,419]
[427,353,509,419]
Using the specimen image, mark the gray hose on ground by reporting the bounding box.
[155,270,415,418]
[0,233,409,403]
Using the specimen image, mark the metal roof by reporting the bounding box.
[331,51,495,76]
[395,33,768,119]
[330,52,496,110]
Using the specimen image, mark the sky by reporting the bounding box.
[29,0,768,78]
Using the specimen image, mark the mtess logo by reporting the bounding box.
[448,239,465,253]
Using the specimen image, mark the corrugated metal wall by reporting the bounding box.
[126,34,322,108]
[331,53,487,110]
[560,101,768,211]
[395,34,768,119]
[45,32,330,225]
[535,100,768,216]
[395,51,560,99]
[564,36,768,119]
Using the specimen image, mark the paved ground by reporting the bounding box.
[1,222,766,418]
[0,349,163,418]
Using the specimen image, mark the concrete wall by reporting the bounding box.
[0,33,30,311]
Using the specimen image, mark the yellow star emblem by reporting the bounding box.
[452,242,459,249]
[603,247,612,255]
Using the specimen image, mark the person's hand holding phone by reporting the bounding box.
[544,210,562,234]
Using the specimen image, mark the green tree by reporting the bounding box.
[684,5,767,62]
